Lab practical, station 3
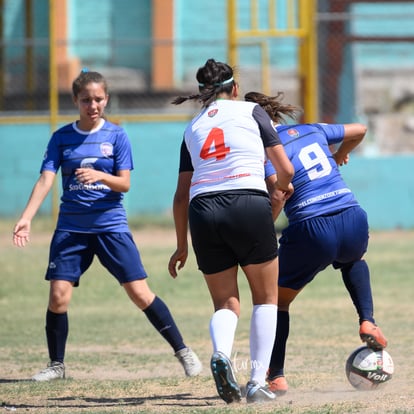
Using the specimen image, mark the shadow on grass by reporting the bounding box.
[1,393,219,410]
[0,378,31,383]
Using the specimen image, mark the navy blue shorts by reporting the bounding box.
[45,231,147,286]
[189,190,278,274]
[278,206,369,290]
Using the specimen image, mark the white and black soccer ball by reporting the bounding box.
[345,346,394,390]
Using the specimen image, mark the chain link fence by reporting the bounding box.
[1,1,414,153]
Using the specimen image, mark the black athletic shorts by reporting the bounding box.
[189,189,278,274]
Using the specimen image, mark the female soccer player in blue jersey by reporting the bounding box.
[13,70,202,381]
[244,91,388,396]
[168,59,294,404]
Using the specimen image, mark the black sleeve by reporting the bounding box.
[178,138,194,173]
[252,105,282,147]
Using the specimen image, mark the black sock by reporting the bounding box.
[143,296,185,353]
[341,260,375,324]
[46,309,68,363]
[268,310,289,379]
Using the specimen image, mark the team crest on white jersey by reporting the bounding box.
[208,109,218,117]
[100,142,113,157]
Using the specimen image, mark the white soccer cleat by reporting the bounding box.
[175,347,202,377]
[245,380,276,403]
[31,361,65,381]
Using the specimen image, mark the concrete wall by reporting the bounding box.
[1,122,413,230]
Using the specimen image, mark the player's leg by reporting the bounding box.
[334,206,387,349]
[222,191,279,402]
[46,279,74,360]
[267,286,301,395]
[31,280,74,381]
[340,260,374,324]
[32,231,89,381]
[97,232,202,376]
[340,260,387,349]
[268,217,338,393]
[242,258,278,403]
[204,266,242,403]
[189,193,245,399]
[204,265,240,356]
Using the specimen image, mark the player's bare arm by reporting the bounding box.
[169,172,192,278]
[333,123,367,165]
[13,170,56,247]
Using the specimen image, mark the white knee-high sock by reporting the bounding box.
[250,304,278,385]
[209,308,238,358]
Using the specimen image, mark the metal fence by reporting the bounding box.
[1,1,414,154]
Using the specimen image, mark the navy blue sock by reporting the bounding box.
[341,260,375,324]
[143,296,185,353]
[46,309,68,363]
[268,310,289,379]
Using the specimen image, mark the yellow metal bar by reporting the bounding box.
[0,0,4,110]
[251,0,257,30]
[299,0,318,122]
[49,0,58,126]
[227,0,238,68]
[287,0,294,30]
[49,0,59,220]
[235,28,307,38]
[0,113,193,125]
[269,0,275,30]
[25,0,34,110]
[261,41,270,95]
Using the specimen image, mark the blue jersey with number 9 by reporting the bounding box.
[265,123,359,224]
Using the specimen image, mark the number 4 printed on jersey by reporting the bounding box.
[200,128,230,161]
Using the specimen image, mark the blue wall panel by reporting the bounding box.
[1,123,413,230]
[341,156,414,230]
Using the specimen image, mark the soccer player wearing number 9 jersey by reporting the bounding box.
[245,91,388,396]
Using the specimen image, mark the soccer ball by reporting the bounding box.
[345,346,394,390]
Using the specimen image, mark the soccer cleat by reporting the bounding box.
[210,351,241,404]
[267,375,288,396]
[175,347,203,377]
[245,380,276,403]
[31,361,65,381]
[359,320,388,350]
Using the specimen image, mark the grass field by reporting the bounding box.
[0,219,413,413]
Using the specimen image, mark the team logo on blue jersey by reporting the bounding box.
[100,142,113,157]
[208,109,218,117]
[287,128,300,138]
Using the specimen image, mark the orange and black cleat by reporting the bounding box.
[359,320,388,350]
[267,375,288,396]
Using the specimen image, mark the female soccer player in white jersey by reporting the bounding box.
[168,59,294,404]
[13,70,202,381]
[244,91,388,396]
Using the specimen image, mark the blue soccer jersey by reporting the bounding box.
[41,120,133,232]
[265,123,359,224]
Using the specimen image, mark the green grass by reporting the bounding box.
[0,220,413,413]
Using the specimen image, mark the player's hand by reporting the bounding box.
[168,248,188,278]
[333,152,350,166]
[275,182,294,201]
[13,219,31,247]
[75,168,102,185]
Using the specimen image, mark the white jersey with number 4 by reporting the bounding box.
[182,99,280,200]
